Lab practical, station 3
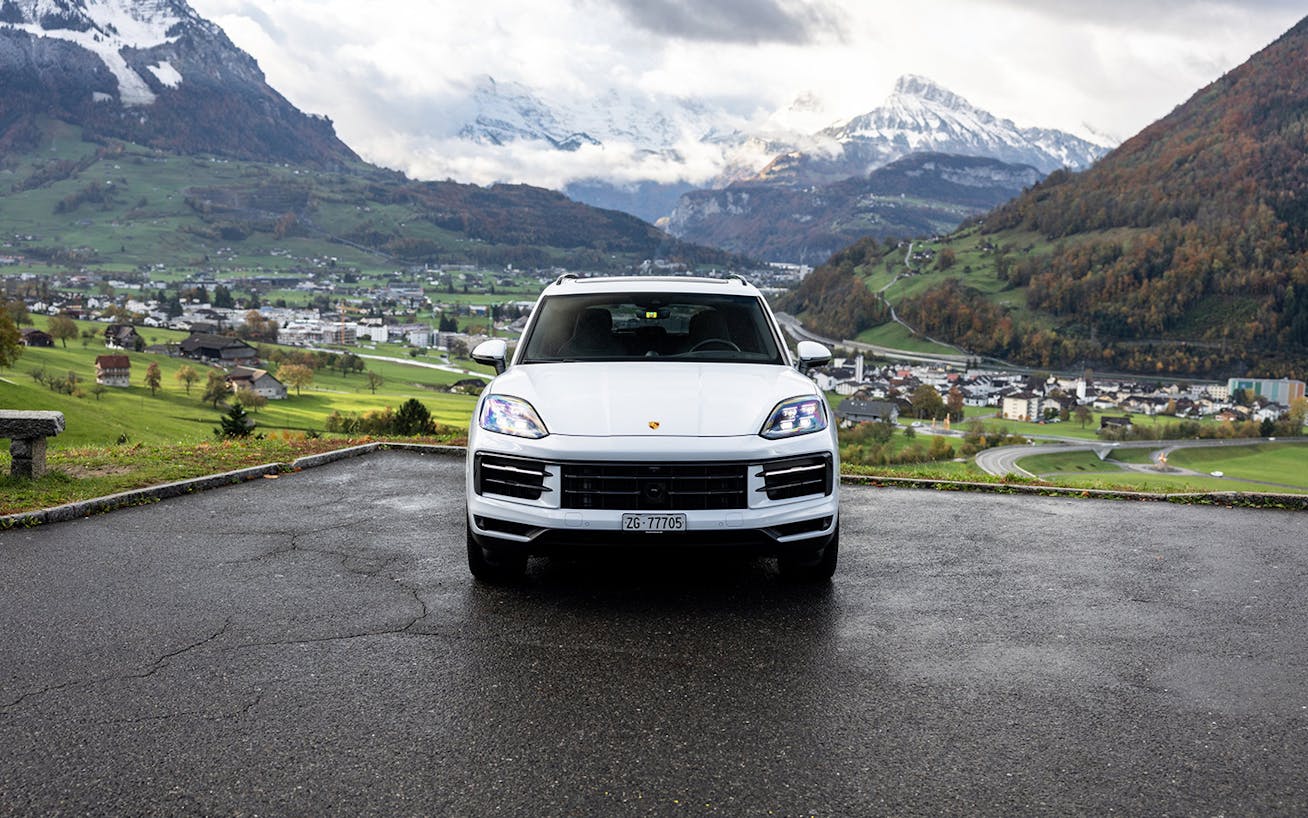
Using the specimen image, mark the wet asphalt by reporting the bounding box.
[1,449,1306,816]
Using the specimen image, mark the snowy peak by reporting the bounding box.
[0,0,212,105]
[892,74,972,110]
[456,75,732,158]
[816,74,1108,175]
[0,0,357,164]
[459,76,601,152]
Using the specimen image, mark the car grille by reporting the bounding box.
[561,462,748,510]
[475,454,551,501]
[756,454,832,501]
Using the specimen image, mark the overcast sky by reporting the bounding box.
[189,0,1303,187]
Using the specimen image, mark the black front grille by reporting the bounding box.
[757,454,832,501]
[561,462,747,510]
[475,454,550,501]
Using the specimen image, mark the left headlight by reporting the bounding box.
[760,395,828,439]
[479,394,549,439]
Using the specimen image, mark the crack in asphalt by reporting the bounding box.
[0,618,233,715]
[88,692,265,727]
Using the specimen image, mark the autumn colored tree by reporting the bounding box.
[144,362,162,396]
[909,384,945,420]
[175,364,200,395]
[365,370,384,394]
[0,309,21,369]
[48,314,78,348]
[234,385,268,412]
[945,386,965,421]
[279,363,314,396]
[202,369,229,408]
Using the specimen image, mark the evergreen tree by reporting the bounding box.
[216,402,253,438]
[393,398,434,436]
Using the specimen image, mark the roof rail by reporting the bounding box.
[727,274,751,286]
[553,273,578,285]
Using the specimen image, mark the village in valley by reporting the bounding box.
[816,353,1304,433]
[5,261,1304,449]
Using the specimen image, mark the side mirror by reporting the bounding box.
[471,339,508,375]
[795,340,831,374]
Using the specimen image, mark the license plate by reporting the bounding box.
[621,513,687,532]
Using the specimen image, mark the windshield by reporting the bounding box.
[519,292,785,364]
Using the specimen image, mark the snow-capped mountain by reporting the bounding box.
[807,75,1108,178]
[457,76,735,159]
[659,77,1114,262]
[1,0,216,106]
[459,74,1113,220]
[0,0,356,163]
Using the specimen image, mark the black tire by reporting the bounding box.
[466,521,528,584]
[777,523,839,582]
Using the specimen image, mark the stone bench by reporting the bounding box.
[0,411,65,478]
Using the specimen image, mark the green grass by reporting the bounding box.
[853,322,959,354]
[1002,442,1308,494]
[1045,472,1303,495]
[1166,443,1308,489]
[1,327,480,448]
[1107,448,1159,465]
[1017,450,1124,474]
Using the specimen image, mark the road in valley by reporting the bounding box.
[2,451,1306,815]
[975,436,1308,487]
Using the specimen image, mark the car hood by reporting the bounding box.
[487,362,820,437]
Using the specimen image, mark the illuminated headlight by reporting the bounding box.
[760,396,827,439]
[480,394,549,439]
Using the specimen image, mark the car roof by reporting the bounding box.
[542,274,763,297]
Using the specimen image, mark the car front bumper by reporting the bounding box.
[465,432,840,555]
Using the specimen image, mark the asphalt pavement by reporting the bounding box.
[2,449,1306,816]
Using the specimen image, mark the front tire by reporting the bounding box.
[466,521,528,584]
[777,523,839,582]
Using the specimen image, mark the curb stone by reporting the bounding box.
[3,445,1304,531]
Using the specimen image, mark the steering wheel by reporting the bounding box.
[689,338,741,352]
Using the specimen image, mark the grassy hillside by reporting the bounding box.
[1,315,480,448]
[0,118,743,279]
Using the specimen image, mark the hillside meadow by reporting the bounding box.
[1,315,482,448]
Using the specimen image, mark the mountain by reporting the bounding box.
[457,75,734,160]
[666,153,1042,264]
[776,75,1108,185]
[0,0,357,164]
[0,1,748,274]
[793,17,1308,378]
[659,77,1111,262]
[447,74,1111,226]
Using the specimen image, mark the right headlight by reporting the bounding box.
[760,395,828,439]
[479,394,549,439]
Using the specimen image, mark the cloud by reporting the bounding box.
[187,0,1305,192]
[981,0,1304,31]
[602,0,843,44]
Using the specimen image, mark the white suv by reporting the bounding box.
[465,275,839,582]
